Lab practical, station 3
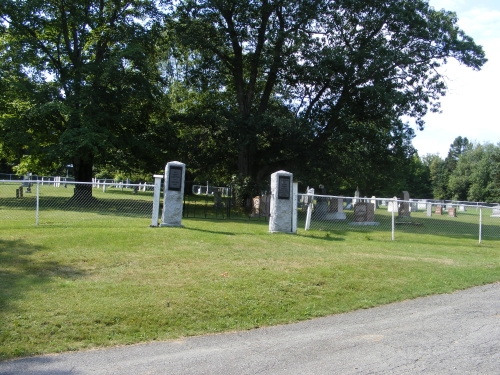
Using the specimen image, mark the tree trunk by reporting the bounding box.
[72,155,94,201]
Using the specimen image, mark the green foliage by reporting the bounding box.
[167,0,486,187]
[0,0,168,184]
[448,143,500,202]
[0,0,488,196]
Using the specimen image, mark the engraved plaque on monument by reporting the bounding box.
[168,166,183,191]
[278,176,291,199]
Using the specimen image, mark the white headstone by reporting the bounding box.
[160,161,186,227]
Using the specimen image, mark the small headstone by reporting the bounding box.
[448,207,457,217]
[325,197,346,220]
[371,196,378,209]
[458,205,466,212]
[397,191,411,219]
[435,205,443,215]
[426,203,432,217]
[387,197,398,213]
[491,206,500,218]
[354,202,374,222]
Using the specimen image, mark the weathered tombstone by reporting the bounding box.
[259,195,270,217]
[160,161,186,227]
[371,196,378,209]
[446,203,453,210]
[426,203,432,217]
[435,205,443,215]
[269,170,295,233]
[353,202,375,222]
[459,205,466,212]
[448,207,457,217]
[345,198,353,210]
[397,191,411,219]
[214,189,224,209]
[325,197,346,220]
[251,196,261,217]
[387,197,398,213]
[314,193,329,217]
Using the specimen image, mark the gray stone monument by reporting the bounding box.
[160,161,185,227]
[426,202,432,217]
[397,191,411,219]
[269,170,295,234]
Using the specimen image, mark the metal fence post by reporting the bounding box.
[479,206,482,244]
[391,197,396,241]
[36,180,40,226]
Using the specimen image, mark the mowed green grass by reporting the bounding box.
[1,213,500,361]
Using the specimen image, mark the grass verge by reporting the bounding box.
[1,218,500,360]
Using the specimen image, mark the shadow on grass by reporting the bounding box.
[0,238,85,313]
[182,226,236,236]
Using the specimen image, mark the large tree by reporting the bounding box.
[168,0,486,188]
[0,0,166,198]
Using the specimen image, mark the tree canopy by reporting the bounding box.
[0,0,167,197]
[0,0,488,199]
[166,0,486,192]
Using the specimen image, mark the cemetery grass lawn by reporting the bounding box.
[1,219,500,360]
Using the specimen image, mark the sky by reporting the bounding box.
[410,0,500,158]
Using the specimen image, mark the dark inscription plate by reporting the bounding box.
[168,166,183,191]
[278,176,291,200]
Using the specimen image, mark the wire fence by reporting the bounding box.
[297,194,500,242]
[0,180,154,227]
[2,180,500,242]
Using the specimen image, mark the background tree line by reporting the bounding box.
[0,0,489,201]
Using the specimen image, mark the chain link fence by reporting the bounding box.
[0,180,154,227]
[297,194,500,242]
[3,180,500,242]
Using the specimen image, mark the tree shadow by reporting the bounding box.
[0,238,85,313]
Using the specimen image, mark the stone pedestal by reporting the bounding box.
[160,161,185,227]
[269,171,295,234]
